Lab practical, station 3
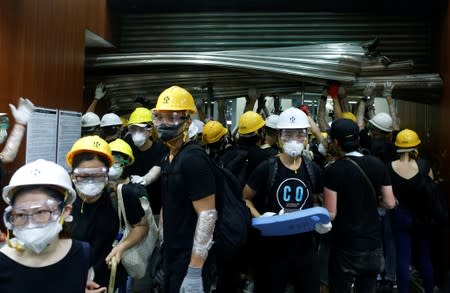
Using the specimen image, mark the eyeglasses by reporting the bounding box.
[112,155,129,167]
[4,200,62,228]
[8,209,59,227]
[72,167,108,184]
[152,111,187,127]
[280,129,307,142]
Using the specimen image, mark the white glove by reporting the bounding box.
[363,82,376,97]
[303,150,314,161]
[382,81,394,97]
[315,221,332,234]
[94,82,107,100]
[130,175,146,185]
[260,212,276,217]
[9,98,35,125]
[180,266,203,293]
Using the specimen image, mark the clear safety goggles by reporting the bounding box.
[112,155,129,167]
[280,129,307,143]
[128,124,152,134]
[3,199,62,229]
[152,111,187,127]
[72,167,108,184]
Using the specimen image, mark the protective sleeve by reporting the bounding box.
[0,124,25,163]
[142,165,161,185]
[191,209,218,260]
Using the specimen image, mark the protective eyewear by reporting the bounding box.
[152,111,187,127]
[4,199,62,228]
[112,155,129,167]
[128,124,151,134]
[280,129,307,142]
[72,167,108,184]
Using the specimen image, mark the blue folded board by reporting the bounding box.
[252,207,330,236]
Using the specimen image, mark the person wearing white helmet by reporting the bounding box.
[100,112,123,142]
[243,107,327,293]
[0,159,105,292]
[81,112,101,137]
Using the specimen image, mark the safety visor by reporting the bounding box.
[4,199,62,229]
[280,129,307,143]
[152,110,187,127]
[72,167,108,184]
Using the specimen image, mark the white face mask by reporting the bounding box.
[108,165,123,180]
[282,140,304,157]
[13,220,62,253]
[132,132,147,147]
[318,143,327,156]
[75,182,106,197]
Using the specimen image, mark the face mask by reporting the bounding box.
[74,182,106,197]
[0,129,7,144]
[282,140,304,157]
[108,165,123,180]
[132,132,147,147]
[156,124,183,142]
[318,143,327,156]
[13,220,62,253]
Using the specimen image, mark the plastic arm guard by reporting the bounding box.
[0,124,25,163]
[192,209,218,260]
[142,166,161,186]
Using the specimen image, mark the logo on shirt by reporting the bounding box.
[276,178,309,211]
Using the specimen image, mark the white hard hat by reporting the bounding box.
[369,112,393,132]
[277,107,310,129]
[100,113,122,127]
[191,119,205,134]
[81,112,100,128]
[265,115,279,129]
[2,159,76,205]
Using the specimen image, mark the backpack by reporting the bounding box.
[222,147,249,186]
[417,159,448,225]
[182,143,251,253]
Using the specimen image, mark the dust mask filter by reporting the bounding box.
[283,140,304,157]
[132,132,147,147]
[108,165,123,180]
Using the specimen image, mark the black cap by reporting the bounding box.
[330,118,360,151]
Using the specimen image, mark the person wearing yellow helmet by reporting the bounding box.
[0,159,103,292]
[66,135,149,292]
[153,85,217,293]
[201,120,234,164]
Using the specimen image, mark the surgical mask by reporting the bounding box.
[156,124,183,142]
[13,220,62,253]
[283,140,304,157]
[108,165,123,180]
[74,182,106,197]
[132,132,147,147]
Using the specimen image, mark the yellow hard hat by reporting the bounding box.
[66,135,113,168]
[154,86,196,114]
[120,116,128,127]
[129,107,152,125]
[320,132,328,139]
[109,138,135,165]
[395,129,421,148]
[341,112,357,122]
[202,121,228,144]
[238,111,265,135]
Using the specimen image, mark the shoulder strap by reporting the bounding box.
[302,155,317,191]
[344,157,378,203]
[117,184,130,227]
[267,156,278,191]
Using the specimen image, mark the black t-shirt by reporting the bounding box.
[324,154,391,252]
[160,142,216,274]
[0,240,89,293]
[247,157,322,214]
[70,186,145,288]
[359,128,398,164]
[388,162,425,212]
[126,141,168,214]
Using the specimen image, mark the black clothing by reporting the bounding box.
[160,141,215,287]
[70,186,145,289]
[0,240,90,293]
[126,140,168,215]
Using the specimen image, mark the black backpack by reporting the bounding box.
[184,143,251,253]
[222,147,249,187]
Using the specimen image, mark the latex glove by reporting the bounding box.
[179,266,203,293]
[363,82,376,97]
[130,175,146,185]
[94,82,107,100]
[9,98,35,125]
[382,81,394,97]
[260,212,276,217]
[315,221,332,234]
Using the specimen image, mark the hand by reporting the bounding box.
[95,82,107,100]
[363,82,376,97]
[130,175,146,185]
[86,280,106,293]
[315,221,332,234]
[180,266,203,293]
[105,245,124,266]
[382,81,394,97]
[9,97,35,125]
